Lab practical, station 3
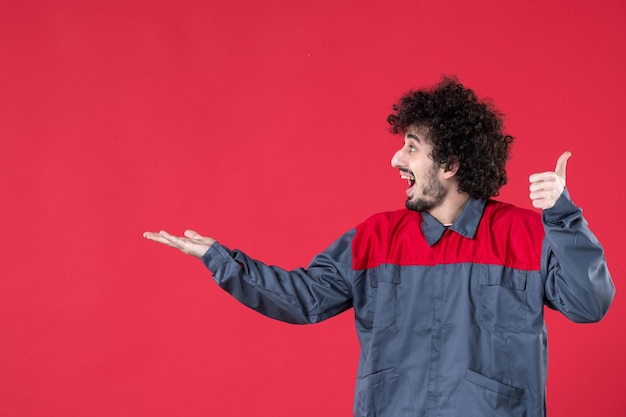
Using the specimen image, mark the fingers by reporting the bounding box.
[531,198,545,209]
[528,171,557,184]
[184,229,216,245]
[144,230,186,250]
[528,178,562,209]
[529,182,545,193]
[143,230,215,258]
[184,230,200,238]
[143,231,173,245]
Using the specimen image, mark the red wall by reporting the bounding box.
[1,0,624,415]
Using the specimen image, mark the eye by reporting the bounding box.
[408,145,416,153]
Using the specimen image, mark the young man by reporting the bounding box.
[144,78,614,416]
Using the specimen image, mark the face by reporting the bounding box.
[390,125,448,212]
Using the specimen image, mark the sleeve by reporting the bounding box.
[199,229,356,324]
[542,188,615,322]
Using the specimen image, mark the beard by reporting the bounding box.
[406,166,447,212]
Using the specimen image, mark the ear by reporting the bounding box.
[441,158,460,179]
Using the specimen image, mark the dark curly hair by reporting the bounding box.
[387,76,513,200]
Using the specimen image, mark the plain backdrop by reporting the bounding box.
[1,0,624,416]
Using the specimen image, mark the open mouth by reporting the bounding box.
[400,169,416,196]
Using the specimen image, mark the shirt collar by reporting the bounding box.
[420,197,487,246]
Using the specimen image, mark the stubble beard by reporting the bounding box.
[406,166,447,213]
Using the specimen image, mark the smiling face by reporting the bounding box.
[391,125,449,213]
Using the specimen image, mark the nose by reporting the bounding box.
[391,148,405,168]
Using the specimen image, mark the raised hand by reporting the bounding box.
[143,229,216,258]
[528,151,571,210]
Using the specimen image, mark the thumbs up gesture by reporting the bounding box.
[528,151,571,210]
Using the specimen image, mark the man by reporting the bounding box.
[144,77,614,416]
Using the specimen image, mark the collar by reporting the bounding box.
[420,197,487,246]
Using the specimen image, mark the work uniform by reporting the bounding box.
[200,190,614,417]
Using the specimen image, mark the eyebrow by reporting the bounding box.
[406,133,422,143]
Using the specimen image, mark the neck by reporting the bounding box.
[427,191,471,225]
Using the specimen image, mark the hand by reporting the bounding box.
[143,229,216,258]
[528,151,571,210]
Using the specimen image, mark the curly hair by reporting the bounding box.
[387,76,513,200]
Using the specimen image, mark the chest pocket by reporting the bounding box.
[478,267,528,333]
[371,264,401,329]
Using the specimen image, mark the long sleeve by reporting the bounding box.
[200,230,356,324]
[542,189,615,322]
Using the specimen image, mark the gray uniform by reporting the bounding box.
[201,190,614,416]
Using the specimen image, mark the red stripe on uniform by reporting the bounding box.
[352,201,544,271]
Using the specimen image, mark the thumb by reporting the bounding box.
[555,151,571,180]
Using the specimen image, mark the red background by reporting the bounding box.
[1,0,624,416]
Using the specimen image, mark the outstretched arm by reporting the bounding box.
[143,228,355,324]
[143,230,216,258]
